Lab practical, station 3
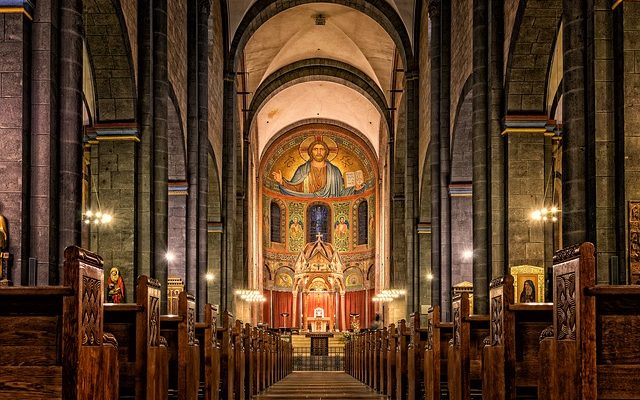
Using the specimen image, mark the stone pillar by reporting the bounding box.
[340,292,346,331]
[186,1,198,296]
[619,2,640,283]
[58,0,83,279]
[197,0,211,319]
[428,0,442,310]
[439,0,452,321]
[405,71,420,314]
[136,0,154,279]
[153,0,168,312]
[471,0,489,314]
[30,0,58,285]
[221,72,237,311]
[291,289,297,329]
[488,0,506,279]
[562,0,596,247]
[0,3,31,285]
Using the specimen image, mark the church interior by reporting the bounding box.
[1,0,640,399]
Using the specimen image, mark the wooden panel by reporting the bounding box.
[597,365,640,399]
[0,366,62,399]
[0,345,58,365]
[597,315,640,364]
[0,315,60,345]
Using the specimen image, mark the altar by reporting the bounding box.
[306,307,331,332]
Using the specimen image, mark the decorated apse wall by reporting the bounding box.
[260,123,378,294]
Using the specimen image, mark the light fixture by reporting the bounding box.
[372,289,407,302]
[83,209,113,225]
[462,250,473,260]
[530,148,561,223]
[235,289,266,303]
[426,273,434,281]
[165,252,175,262]
[205,273,215,282]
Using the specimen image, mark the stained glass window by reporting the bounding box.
[270,201,282,243]
[357,201,368,245]
[307,204,330,242]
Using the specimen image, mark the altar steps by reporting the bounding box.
[253,371,388,400]
[290,333,346,349]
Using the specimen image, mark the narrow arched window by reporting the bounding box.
[308,204,330,242]
[357,201,368,245]
[270,201,282,243]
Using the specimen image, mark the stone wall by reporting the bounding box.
[119,0,137,84]
[168,0,187,135]
[209,0,224,180]
[450,0,472,132]
[503,0,519,75]
[418,2,431,201]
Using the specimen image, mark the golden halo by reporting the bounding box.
[299,135,338,161]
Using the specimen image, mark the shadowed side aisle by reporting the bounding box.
[253,371,388,399]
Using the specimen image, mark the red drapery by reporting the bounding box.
[263,290,293,328]
[343,289,376,330]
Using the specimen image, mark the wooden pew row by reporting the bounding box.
[424,306,453,400]
[195,304,221,400]
[448,292,489,400]
[161,291,200,400]
[407,313,428,400]
[482,275,553,400]
[539,242,640,400]
[104,275,168,400]
[395,319,410,400]
[0,245,118,400]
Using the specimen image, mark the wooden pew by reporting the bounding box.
[539,242,640,399]
[424,306,453,400]
[244,324,257,399]
[379,327,389,394]
[396,319,410,400]
[195,304,221,400]
[482,275,553,400]
[218,312,235,400]
[161,291,200,400]
[104,275,169,400]
[386,323,397,399]
[0,245,118,400]
[407,313,428,400]
[373,329,381,392]
[447,292,489,400]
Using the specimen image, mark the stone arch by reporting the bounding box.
[504,0,562,113]
[83,0,137,122]
[229,0,415,72]
[451,80,473,183]
[246,59,391,139]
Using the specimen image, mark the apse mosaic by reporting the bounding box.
[333,202,351,252]
[263,126,376,199]
[287,201,305,252]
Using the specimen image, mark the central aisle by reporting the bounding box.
[253,371,388,399]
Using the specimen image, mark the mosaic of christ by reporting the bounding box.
[267,134,373,198]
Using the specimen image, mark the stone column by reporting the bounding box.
[428,0,442,310]
[291,289,297,329]
[562,0,595,246]
[186,1,198,296]
[197,0,211,318]
[221,72,237,311]
[30,0,58,285]
[439,0,452,321]
[58,0,83,280]
[405,70,420,314]
[136,0,154,279]
[0,2,32,285]
[488,0,506,279]
[153,0,168,312]
[471,0,489,314]
[340,292,346,331]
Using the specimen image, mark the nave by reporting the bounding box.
[253,372,387,400]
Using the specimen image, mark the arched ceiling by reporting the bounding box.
[243,2,400,162]
[243,3,396,103]
[256,81,381,157]
[228,0,415,47]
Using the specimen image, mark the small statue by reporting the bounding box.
[0,213,7,252]
[0,214,10,286]
[106,267,126,303]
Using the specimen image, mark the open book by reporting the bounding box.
[345,170,364,188]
